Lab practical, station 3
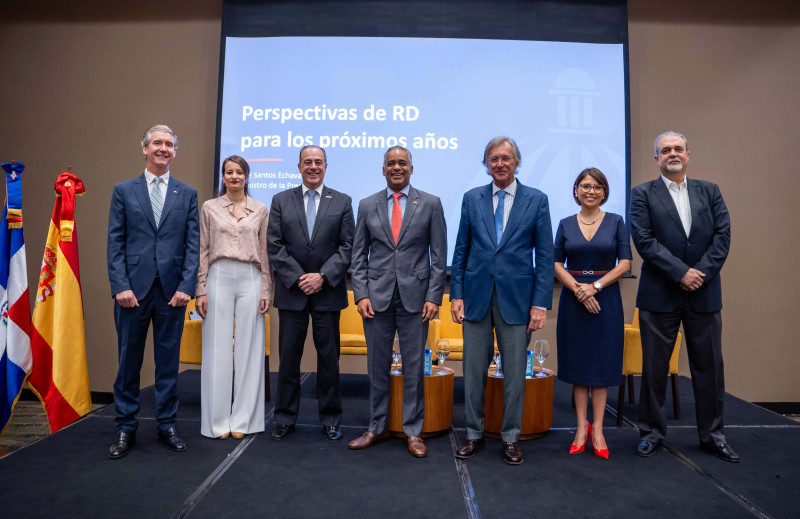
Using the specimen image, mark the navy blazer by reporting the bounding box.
[629,177,730,313]
[107,174,200,300]
[450,181,554,325]
[350,186,447,314]
[267,185,354,312]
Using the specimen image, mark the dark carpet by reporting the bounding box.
[1,368,797,518]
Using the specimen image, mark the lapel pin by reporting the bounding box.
[325,195,332,198]
[173,190,178,193]
[412,201,418,205]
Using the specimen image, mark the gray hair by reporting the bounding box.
[383,145,413,165]
[141,124,178,149]
[482,136,521,167]
[298,145,327,163]
[653,131,688,155]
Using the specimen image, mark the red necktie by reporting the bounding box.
[391,193,403,244]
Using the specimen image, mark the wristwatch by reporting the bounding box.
[592,281,603,293]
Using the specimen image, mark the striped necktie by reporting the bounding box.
[151,177,164,229]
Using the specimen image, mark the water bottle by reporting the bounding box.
[424,348,433,376]
[526,350,534,378]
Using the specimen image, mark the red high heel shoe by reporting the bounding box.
[569,423,591,454]
[592,426,609,459]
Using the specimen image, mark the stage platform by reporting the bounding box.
[1,369,797,518]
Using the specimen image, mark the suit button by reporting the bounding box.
[495,251,500,256]
[490,274,494,279]
[153,257,156,261]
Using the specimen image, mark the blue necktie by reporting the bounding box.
[306,189,317,239]
[495,189,506,246]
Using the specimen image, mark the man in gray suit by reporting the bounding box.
[347,146,447,457]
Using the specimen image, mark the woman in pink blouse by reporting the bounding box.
[196,155,271,439]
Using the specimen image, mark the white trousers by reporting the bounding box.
[201,260,265,438]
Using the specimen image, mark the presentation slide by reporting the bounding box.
[219,36,627,262]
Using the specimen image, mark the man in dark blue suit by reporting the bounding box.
[267,145,354,442]
[106,124,200,459]
[451,136,554,465]
[629,130,737,462]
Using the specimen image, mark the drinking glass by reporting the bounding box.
[390,336,402,375]
[534,339,549,377]
[436,339,450,375]
[491,341,503,378]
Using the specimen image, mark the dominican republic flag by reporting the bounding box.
[0,161,33,436]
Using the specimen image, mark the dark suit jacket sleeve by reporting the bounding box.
[531,193,554,309]
[107,183,130,297]
[319,197,355,287]
[267,194,307,289]
[350,198,370,302]
[176,187,200,297]
[449,194,470,300]
[425,197,447,305]
[629,184,690,283]
[692,183,730,282]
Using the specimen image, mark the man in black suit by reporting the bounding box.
[267,145,354,442]
[629,130,737,462]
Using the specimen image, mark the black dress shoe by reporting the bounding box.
[323,425,342,442]
[503,442,523,465]
[157,426,187,452]
[108,431,136,460]
[272,424,295,440]
[637,439,660,457]
[700,441,740,463]
[455,437,485,459]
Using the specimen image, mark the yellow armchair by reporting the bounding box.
[616,308,681,427]
[340,291,368,355]
[178,299,272,401]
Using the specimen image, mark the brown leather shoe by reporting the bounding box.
[503,442,523,465]
[455,437,485,459]
[407,436,427,458]
[348,431,389,450]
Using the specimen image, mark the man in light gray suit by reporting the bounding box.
[347,146,447,458]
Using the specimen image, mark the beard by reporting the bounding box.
[666,162,683,173]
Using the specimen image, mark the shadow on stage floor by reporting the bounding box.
[1,368,797,518]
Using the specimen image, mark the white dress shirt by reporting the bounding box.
[661,174,692,237]
[302,183,324,212]
[144,169,169,210]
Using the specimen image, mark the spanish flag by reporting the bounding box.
[28,172,91,432]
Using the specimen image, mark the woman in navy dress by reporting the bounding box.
[554,168,631,459]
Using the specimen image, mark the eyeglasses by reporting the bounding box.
[578,184,605,193]
[488,155,514,165]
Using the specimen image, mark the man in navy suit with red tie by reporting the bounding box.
[107,124,200,459]
[629,130,738,462]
